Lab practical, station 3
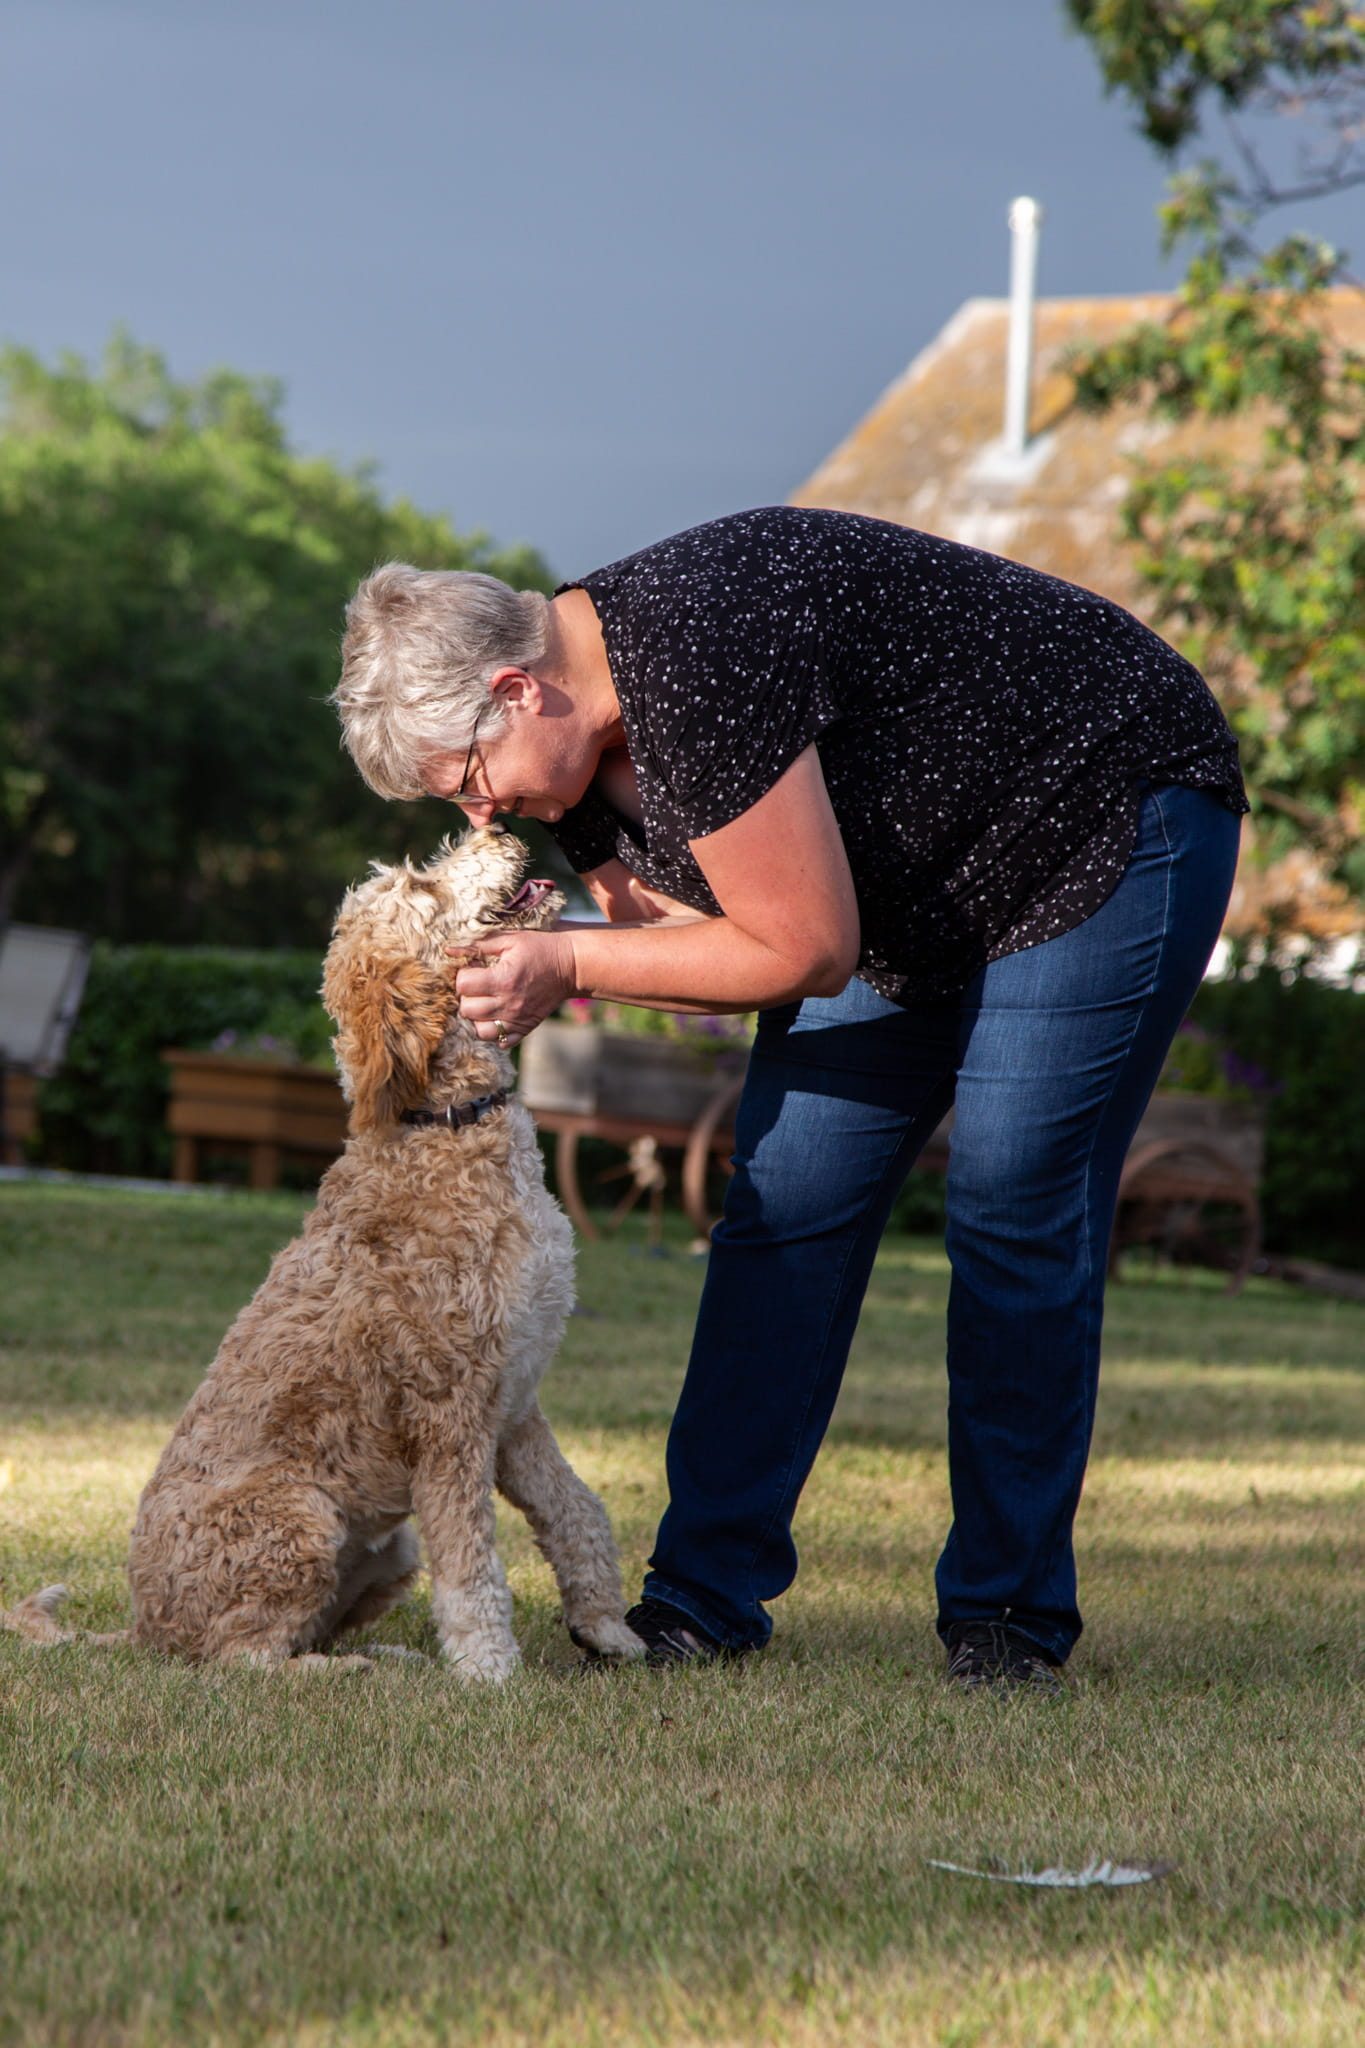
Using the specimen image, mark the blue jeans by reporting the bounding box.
[642,783,1241,1663]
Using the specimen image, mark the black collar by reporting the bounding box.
[400,1088,511,1132]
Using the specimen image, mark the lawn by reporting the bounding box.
[1,1181,1362,2047]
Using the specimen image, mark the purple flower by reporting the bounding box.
[1221,1050,1280,1096]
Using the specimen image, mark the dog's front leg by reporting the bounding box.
[412,1452,520,1683]
[496,1403,644,1663]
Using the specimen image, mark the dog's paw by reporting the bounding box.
[441,1637,523,1684]
[569,1615,647,1663]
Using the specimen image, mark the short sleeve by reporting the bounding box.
[634,593,843,842]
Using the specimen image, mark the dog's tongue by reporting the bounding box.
[499,879,553,916]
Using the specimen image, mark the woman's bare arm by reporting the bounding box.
[563,746,859,1011]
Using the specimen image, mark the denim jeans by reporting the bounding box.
[642,782,1242,1663]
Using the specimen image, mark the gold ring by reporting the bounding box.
[494,1019,510,1048]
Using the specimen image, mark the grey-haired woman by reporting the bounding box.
[334,506,1245,1690]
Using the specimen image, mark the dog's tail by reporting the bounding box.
[0,1585,128,1648]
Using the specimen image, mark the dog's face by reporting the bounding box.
[323,827,565,1132]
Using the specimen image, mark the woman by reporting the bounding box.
[333,506,1246,1691]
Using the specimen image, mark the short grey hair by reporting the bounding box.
[332,562,551,801]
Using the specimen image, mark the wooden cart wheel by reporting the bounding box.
[555,1129,669,1247]
[1111,1137,1261,1293]
[555,1128,598,1241]
[681,1074,746,1242]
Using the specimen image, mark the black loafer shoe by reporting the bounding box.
[574,1597,755,1667]
[945,1621,1067,1696]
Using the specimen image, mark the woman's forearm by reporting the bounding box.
[565,914,847,1014]
[555,913,728,1012]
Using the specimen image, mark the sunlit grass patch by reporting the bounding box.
[2,1183,1362,2046]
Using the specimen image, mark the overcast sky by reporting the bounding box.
[4,0,1359,580]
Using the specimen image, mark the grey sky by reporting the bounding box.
[4,0,1359,579]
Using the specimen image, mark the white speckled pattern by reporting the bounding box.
[550,507,1248,1003]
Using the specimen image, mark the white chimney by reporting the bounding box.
[1003,196,1043,458]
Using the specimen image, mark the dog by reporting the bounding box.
[3,826,644,1679]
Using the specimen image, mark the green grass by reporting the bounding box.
[1,1182,1362,2047]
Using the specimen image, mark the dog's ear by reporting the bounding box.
[323,945,453,1132]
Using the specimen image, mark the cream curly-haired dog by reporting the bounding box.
[3,826,643,1678]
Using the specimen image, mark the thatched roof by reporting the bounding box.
[792,290,1365,943]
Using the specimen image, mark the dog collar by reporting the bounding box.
[400,1088,511,1132]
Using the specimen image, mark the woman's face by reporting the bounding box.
[421,676,597,827]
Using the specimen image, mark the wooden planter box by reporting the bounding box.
[163,1050,348,1190]
[519,1020,746,1130]
[1,1069,41,1166]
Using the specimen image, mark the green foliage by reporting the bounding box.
[1157,1018,1276,1099]
[204,998,336,1068]
[0,333,554,944]
[35,942,324,1177]
[888,1166,948,1237]
[1065,2,1365,152]
[1064,2,1365,909]
[1189,966,1365,1266]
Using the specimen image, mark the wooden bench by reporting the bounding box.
[163,1051,347,1191]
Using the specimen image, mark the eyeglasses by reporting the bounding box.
[446,709,524,818]
[455,708,487,801]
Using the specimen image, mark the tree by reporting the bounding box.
[0,334,553,944]
[1063,2,1365,933]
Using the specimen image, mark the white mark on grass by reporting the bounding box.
[927,1858,1173,1889]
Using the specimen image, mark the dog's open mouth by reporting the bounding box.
[494,879,556,921]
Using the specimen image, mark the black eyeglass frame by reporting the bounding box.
[447,700,526,817]
[455,707,488,801]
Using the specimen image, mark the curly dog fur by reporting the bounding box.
[3,827,643,1679]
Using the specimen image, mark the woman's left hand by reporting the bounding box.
[449,930,578,1048]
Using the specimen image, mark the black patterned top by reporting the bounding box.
[549,506,1248,1004]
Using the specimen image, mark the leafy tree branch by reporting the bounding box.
[1064,1,1365,915]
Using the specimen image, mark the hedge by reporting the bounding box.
[1188,967,1365,1271]
[37,944,325,1179]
